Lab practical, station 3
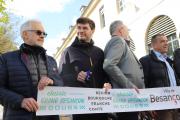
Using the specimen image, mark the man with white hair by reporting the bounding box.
[0,19,63,120]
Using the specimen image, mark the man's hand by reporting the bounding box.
[21,98,38,112]
[77,71,87,83]
[103,83,112,92]
[38,76,53,90]
[132,85,139,94]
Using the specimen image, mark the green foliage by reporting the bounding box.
[0,0,6,12]
[0,0,9,23]
[0,35,17,54]
[0,23,18,54]
[0,0,18,54]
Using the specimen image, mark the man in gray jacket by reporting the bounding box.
[103,20,145,120]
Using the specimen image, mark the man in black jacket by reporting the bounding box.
[59,17,110,120]
[0,19,63,120]
[140,33,179,120]
[174,48,180,79]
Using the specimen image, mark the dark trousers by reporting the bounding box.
[156,109,178,120]
[33,114,59,120]
[73,113,108,120]
[116,112,138,120]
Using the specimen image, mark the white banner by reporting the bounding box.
[36,86,180,116]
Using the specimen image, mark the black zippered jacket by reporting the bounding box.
[59,37,109,120]
[139,50,179,88]
[174,48,180,80]
[59,37,109,88]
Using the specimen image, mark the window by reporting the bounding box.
[129,36,136,51]
[120,0,125,11]
[99,5,105,28]
[146,15,177,55]
[116,0,126,13]
[167,33,179,58]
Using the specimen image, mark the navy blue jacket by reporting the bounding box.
[174,48,180,79]
[140,50,179,88]
[0,49,63,120]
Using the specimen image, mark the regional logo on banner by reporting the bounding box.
[36,86,180,116]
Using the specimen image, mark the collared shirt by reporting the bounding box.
[153,50,177,86]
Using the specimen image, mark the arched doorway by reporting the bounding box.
[145,15,179,58]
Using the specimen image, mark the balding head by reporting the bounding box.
[109,20,129,40]
[109,20,123,36]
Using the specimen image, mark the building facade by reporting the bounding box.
[53,0,180,119]
[54,0,180,61]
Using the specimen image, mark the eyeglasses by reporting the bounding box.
[26,30,47,38]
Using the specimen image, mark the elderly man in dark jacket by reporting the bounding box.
[0,19,63,120]
[59,17,110,120]
[140,33,179,120]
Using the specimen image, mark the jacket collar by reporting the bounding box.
[20,43,46,55]
[71,37,94,48]
[150,50,172,63]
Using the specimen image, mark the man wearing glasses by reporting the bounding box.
[0,19,63,120]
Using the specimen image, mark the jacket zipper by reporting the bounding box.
[89,57,96,87]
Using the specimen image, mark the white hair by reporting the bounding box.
[109,20,123,36]
[20,19,42,38]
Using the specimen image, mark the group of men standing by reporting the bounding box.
[0,17,180,120]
